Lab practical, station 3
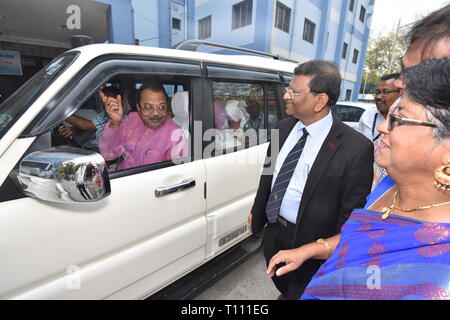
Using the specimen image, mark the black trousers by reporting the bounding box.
[263,219,324,300]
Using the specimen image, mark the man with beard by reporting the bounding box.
[99,80,187,170]
[357,74,400,141]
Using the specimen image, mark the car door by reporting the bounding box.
[202,65,284,258]
[0,57,207,299]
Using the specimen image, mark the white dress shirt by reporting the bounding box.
[356,108,385,141]
[271,112,333,223]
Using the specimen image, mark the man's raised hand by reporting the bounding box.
[99,90,123,129]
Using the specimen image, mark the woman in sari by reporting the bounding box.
[266,56,450,300]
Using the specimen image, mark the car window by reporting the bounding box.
[15,57,202,179]
[332,104,365,122]
[0,52,78,140]
[212,81,280,152]
[51,75,192,174]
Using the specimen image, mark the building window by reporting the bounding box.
[352,49,359,64]
[198,15,212,39]
[342,42,348,59]
[349,0,355,12]
[275,1,291,33]
[172,18,181,30]
[345,89,352,101]
[303,18,316,44]
[232,0,253,29]
[359,5,366,22]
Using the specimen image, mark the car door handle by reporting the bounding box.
[155,179,196,197]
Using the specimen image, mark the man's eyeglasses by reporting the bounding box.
[388,113,437,131]
[140,104,167,113]
[284,87,316,99]
[374,89,400,96]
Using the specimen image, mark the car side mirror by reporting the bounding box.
[17,146,111,203]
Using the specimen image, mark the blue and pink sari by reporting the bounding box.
[301,176,450,300]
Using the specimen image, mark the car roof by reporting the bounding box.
[68,43,298,74]
[335,101,376,111]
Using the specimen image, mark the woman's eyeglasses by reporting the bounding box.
[388,113,437,131]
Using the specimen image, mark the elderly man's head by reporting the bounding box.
[284,60,341,124]
[137,80,169,129]
[396,4,450,88]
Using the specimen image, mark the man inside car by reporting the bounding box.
[99,80,187,170]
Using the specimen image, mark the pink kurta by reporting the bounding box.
[99,112,187,170]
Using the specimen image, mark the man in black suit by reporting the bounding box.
[248,60,373,299]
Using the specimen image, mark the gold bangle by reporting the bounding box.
[316,238,332,258]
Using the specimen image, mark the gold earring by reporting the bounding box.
[434,160,450,191]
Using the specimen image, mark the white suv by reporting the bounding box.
[332,101,376,129]
[0,43,296,299]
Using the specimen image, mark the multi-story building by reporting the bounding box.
[0,0,374,102]
[132,0,375,101]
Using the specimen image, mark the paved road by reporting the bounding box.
[192,247,279,300]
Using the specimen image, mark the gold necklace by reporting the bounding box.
[381,189,450,220]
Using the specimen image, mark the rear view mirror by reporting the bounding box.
[17,146,111,203]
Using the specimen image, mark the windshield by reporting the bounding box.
[0,51,79,140]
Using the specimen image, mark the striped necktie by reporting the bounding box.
[265,128,309,224]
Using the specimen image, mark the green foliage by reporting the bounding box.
[361,27,409,93]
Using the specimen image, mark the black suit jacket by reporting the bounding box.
[251,114,374,248]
